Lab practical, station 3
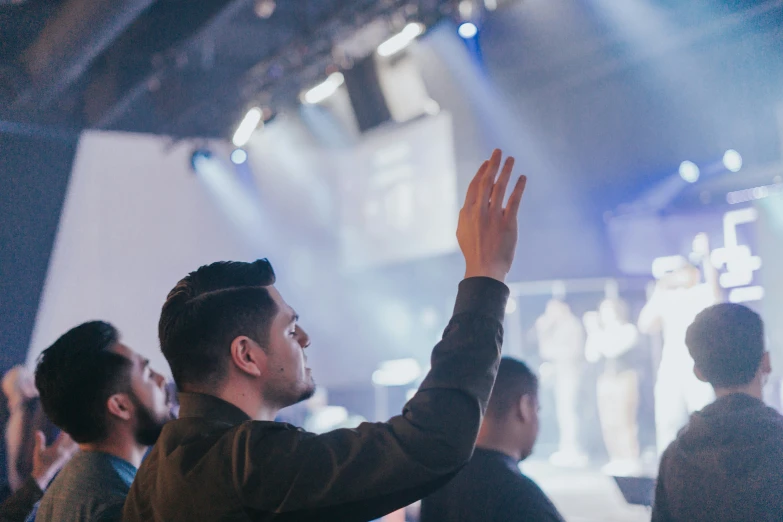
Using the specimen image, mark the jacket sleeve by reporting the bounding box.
[0,477,42,522]
[234,277,508,522]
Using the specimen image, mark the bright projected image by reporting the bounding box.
[337,113,459,271]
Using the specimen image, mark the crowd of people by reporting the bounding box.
[0,150,780,522]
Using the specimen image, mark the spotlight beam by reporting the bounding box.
[377,23,424,57]
[232,107,262,147]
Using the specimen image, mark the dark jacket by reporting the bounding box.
[123,277,508,522]
[652,393,783,522]
[420,448,564,522]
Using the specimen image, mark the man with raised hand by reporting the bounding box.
[123,150,527,521]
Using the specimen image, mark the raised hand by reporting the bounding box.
[32,431,78,491]
[457,149,527,282]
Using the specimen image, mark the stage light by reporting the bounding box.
[302,72,345,105]
[230,148,248,165]
[232,107,263,147]
[459,0,475,20]
[723,149,742,173]
[678,160,700,183]
[377,22,424,57]
[190,148,213,172]
[484,0,498,10]
[254,0,275,19]
[505,297,517,314]
[458,22,478,39]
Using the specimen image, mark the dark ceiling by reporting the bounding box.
[0,0,781,148]
[0,0,467,140]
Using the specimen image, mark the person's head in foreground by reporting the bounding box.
[479,357,539,461]
[35,321,171,454]
[159,259,314,420]
[686,303,770,398]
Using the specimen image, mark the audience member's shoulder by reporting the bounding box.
[233,420,308,445]
[512,472,549,496]
[506,473,564,522]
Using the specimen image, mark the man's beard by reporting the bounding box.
[296,383,317,405]
[130,392,170,447]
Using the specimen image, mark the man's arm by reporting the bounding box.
[0,432,76,522]
[235,151,527,521]
[601,324,639,359]
[236,278,507,520]
[638,284,665,335]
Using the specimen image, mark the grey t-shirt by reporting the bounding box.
[34,451,136,522]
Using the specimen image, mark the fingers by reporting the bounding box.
[477,149,502,208]
[490,156,515,211]
[505,174,527,218]
[464,161,488,206]
[34,431,45,453]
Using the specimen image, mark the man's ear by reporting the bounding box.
[693,365,708,383]
[106,394,133,421]
[230,336,266,378]
[518,394,534,424]
[760,351,772,375]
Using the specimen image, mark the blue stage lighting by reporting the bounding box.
[458,22,478,39]
[231,148,248,165]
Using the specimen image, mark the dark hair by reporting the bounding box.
[686,303,765,388]
[486,357,538,420]
[159,259,278,390]
[35,321,132,443]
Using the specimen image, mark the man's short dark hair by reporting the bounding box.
[35,321,132,443]
[486,357,538,420]
[686,303,764,388]
[159,259,278,390]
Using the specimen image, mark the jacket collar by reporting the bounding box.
[177,392,252,426]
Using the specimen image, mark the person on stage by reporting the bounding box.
[639,233,722,455]
[536,299,587,467]
[584,298,640,475]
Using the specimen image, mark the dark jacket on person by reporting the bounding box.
[420,448,565,522]
[123,277,507,522]
[652,393,783,522]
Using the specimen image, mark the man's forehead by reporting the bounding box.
[266,286,296,320]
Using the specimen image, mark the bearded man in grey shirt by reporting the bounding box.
[31,321,171,522]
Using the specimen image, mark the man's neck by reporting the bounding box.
[714,380,763,401]
[79,434,147,469]
[476,425,522,462]
[210,386,279,421]
[183,380,281,421]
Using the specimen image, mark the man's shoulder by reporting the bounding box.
[506,472,551,499]
[506,473,564,521]
[140,417,309,479]
[37,457,128,522]
[48,453,128,492]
